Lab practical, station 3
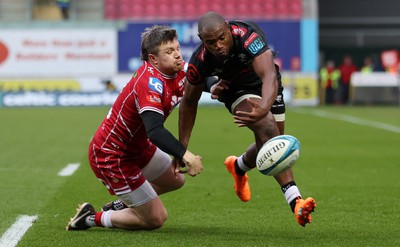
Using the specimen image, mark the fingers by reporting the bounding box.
[233,111,258,127]
[233,116,252,127]
[220,83,230,90]
[211,94,219,99]
[173,159,187,174]
[176,168,188,174]
[179,155,203,177]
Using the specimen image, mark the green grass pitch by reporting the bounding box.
[0,105,399,246]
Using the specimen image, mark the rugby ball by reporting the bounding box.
[256,135,301,176]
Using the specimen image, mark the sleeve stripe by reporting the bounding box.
[139,107,164,115]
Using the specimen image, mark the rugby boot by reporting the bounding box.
[224,156,251,202]
[102,199,128,211]
[294,197,316,227]
[66,203,95,230]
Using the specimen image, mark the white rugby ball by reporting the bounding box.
[256,135,301,176]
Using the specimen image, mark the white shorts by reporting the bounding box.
[119,148,172,207]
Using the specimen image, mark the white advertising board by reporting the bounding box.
[0,29,117,77]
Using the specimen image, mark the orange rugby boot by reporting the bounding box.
[294,197,316,227]
[224,156,251,202]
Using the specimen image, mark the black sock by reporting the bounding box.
[281,181,296,193]
[289,198,299,213]
[234,160,246,176]
[281,181,300,213]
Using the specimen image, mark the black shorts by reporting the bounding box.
[218,85,286,121]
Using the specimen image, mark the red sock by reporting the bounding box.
[94,212,103,227]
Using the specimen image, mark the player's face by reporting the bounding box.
[152,38,183,75]
[200,22,233,60]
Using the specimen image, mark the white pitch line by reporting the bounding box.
[0,215,38,247]
[58,163,80,176]
[294,109,400,134]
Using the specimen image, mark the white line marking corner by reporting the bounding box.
[0,215,38,247]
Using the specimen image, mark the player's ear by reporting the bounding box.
[148,54,158,64]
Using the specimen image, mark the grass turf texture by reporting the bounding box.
[0,106,399,246]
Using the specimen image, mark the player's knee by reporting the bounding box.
[173,174,185,190]
[144,209,168,230]
[166,173,185,191]
[255,118,278,137]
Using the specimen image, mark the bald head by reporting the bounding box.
[197,12,233,59]
[198,12,226,36]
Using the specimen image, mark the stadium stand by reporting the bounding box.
[0,0,31,21]
[103,0,303,20]
[0,0,303,22]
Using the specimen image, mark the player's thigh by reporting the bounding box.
[119,180,158,208]
[231,94,261,114]
[233,95,276,130]
[142,147,185,189]
[234,96,279,145]
[118,181,167,227]
[142,147,172,181]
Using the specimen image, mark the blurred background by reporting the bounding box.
[0,0,399,107]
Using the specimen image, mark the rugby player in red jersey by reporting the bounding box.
[179,12,316,227]
[67,25,203,231]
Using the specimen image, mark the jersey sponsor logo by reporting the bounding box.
[244,33,265,55]
[231,25,248,37]
[170,95,181,108]
[187,64,202,84]
[275,94,283,103]
[148,77,163,94]
[178,78,185,88]
[238,53,248,63]
[146,92,162,104]
[147,67,155,75]
[211,68,223,76]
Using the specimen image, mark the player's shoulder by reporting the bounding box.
[228,20,264,39]
[187,44,207,74]
[187,46,207,85]
[189,44,207,64]
[229,20,268,56]
[130,62,158,89]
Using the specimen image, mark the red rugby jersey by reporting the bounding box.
[91,61,185,158]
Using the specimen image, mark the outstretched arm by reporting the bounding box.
[141,111,203,176]
[234,49,278,126]
[178,78,204,148]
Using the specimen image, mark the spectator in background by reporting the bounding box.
[103,79,117,91]
[338,55,357,104]
[361,56,375,73]
[320,60,340,105]
[56,0,71,20]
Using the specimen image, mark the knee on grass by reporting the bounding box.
[141,210,168,230]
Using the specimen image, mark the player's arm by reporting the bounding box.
[204,77,230,99]
[141,111,203,176]
[234,49,278,126]
[178,77,203,148]
[253,49,278,112]
[141,111,186,159]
